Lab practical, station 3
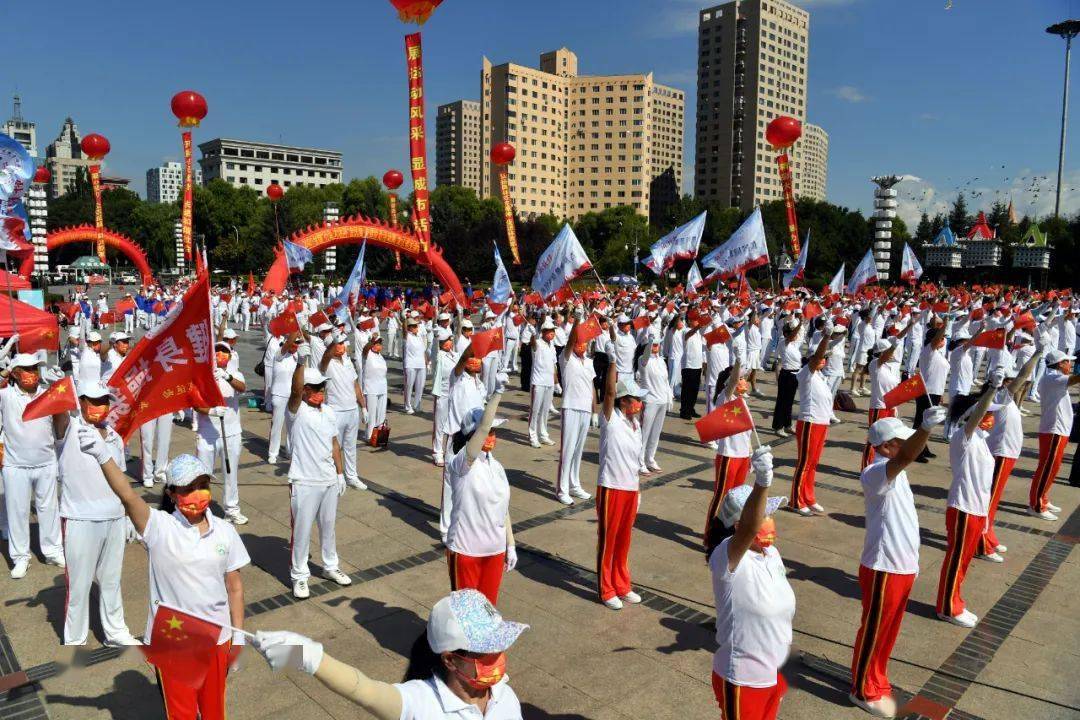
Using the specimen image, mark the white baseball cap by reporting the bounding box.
[111,331,131,342]
[460,406,508,437]
[9,353,43,369]
[77,382,112,400]
[615,378,647,399]
[426,589,529,654]
[303,368,327,386]
[86,331,102,343]
[718,484,787,530]
[437,312,451,322]
[164,454,211,488]
[461,319,474,329]
[540,319,555,331]
[222,328,239,339]
[1045,348,1070,366]
[868,417,915,447]
[67,326,81,338]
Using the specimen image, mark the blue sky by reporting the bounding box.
[7,0,1079,226]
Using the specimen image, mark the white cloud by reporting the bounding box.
[656,69,696,88]
[648,1,702,38]
[917,112,939,121]
[830,85,869,103]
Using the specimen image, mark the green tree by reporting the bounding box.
[949,193,970,232]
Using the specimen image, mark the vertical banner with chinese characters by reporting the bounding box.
[775,152,800,258]
[182,130,194,262]
[498,170,521,265]
[388,193,402,270]
[89,164,105,262]
[405,32,430,253]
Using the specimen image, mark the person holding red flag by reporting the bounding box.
[915,326,949,462]
[637,330,672,476]
[83,444,249,720]
[790,330,835,516]
[1029,348,1080,520]
[860,333,906,470]
[703,360,751,541]
[556,312,599,504]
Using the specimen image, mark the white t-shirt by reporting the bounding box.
[919,345,949,396]
[58,421,125,521]
[947,346,974,398]
[710,538,795,687]
[795,365,832,424]
[561,354,596,412]
[445,449,510,557]
[869,357,901,410]
[531,340,556,388]
[613,332,638,373]
[77,347,102,388]
[987,391,1023,459]
[362,351,388,395]
[140,509,250,644]
[404,331,428,370]
[270,350,298,397]
[859,460,919,575]
[394,675,521,720]
[681,332,704,370]
[0,385,57,467]
[598,410,642,491]
[447,374,486,435]
[1038,369,1074,436]
[324,357,359,412]
[638,353,671,404]
[780,340,802,371]
[947,427,993,516]
[287,402,337,485]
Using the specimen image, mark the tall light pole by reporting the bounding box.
[1047,20,1080,219]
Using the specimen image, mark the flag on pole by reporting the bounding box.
[782,231,809,289]
[700,207,769,280]
[576,315,603,344]
[18,322,60,354]
[845,250,878,295]
[703,325,732,346]
[900,243,923,282]
[971,327,1007,350]
[827,264,845,295]
[883,373,927,408]
[141,604,223,689]
[269,311,300,337]
[335,240,367,312]
[531,224,592,300]
[0,133,34,207]
[687,262,704,290]
[643,211,707,274]
[283,239,314,271]
[22,377,77,421]
[489,243,513,313]
[695,397,755,443]
[470,327,504,359]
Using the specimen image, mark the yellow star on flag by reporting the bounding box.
[167,616,184,631]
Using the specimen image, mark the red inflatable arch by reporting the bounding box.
[19,225,155,286]
[263,214,465,303]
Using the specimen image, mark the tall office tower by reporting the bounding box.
[797,122,828,201]
[45,117,95,198]
[435,100,482,194]
[1,95,37,157]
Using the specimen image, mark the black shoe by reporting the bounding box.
[691,411,701,418]
[915,456,929,463]
[923,449,937,459]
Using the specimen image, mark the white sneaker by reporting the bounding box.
[293,580,310,599]
[323,568,352,586]
[707,440,719,450]
[647,462,662,472]
[830,416,842,425]
[540,437,555,446]
[1027,507,1059,521]
[776,428,789,438]
[849,693,897,718]
[851,388,863,397]
[938,609,978,627]
[638,466,652,475]
[268,455,278,464]
[977,552,1004,563]
[225,512,249,526]
[45,554,66,569]
[346,477,368,490]
[995,544,1008,553]
[603,596,624,610]
[619,591,642,604]
[1047,502,1062,513]
[795,507,814,517]
[810,503,825,513]
[570,488,591,500]
[405,407,415,415]
[530,439,542,448]
[104,634,142,647]
[10,559,28,579]
[557,494,574,506]
[142,477,154,488]
[1019,407,1032,416]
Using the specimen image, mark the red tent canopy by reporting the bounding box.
[0,269,31,291]
[0,292,55,337]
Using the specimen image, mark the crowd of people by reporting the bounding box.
[0,275,1076,720]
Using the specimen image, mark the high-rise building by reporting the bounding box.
[198,138,343,191]
[797,122,827,201]
[436,100,482,194]
[461,47,683,220]
[45,117,95,198]
[1,95,37,157]
[695,0,811,212]
[147,161,203,204]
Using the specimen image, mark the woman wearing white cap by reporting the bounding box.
[789,331,834,516]
[771,317,803,435]
[596,360,646,609]
[85,447,249,720]
[555,314,597,505]
[636,330,670,476]
[915,325,949,461]
[430,327,456,467]
[527,318,558,447]
[76,330,109,389]
[194,342,249,524]
[704,360,751,541]
[403,316,428,415]
[252,588,527,720]
[319,331,368,491]
[444,384,516,605]
[860,333,905,470]
[268,331,302,464]
[945,328,975,407]
[362,335,389,442]
[1028,347,1080,520]
[849,409,946,718]
[705,445,793,720]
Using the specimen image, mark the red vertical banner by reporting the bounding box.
[498,169,521,265]
[775,152,800,258]
[405,32,430,253]
[388,193,403,270]
[89,164,105,262]
[182,130,194,262]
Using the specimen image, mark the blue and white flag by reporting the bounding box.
[335,240,367,312]
[846,250,878,295]
[0,200,31,252]
[827,264,845,295]
[489,243,513,307]
[700,207,769,279]
[0,134,34,204]
[644,210,706,275]
[900,243,923,282]
[782,231,809,289]
[283,239,314,271]
[531,224,592,299]
[687,262,703,290]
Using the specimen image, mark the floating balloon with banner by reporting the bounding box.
[766,116,802,259]
[171,90,208,268]
[388,0,444,24]
[491,142,521,265]
[80,133,110,263]
[383,170,405,270]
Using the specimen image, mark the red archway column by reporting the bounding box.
[21,225,155,286]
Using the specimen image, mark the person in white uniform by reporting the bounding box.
[0,354,65,577]
[251,588,528,720]
[286,343,351,599]
[362,335,389,441]
[76,330,109,389]
[403,317,428,414]
[527,319,558,447]
[556,316,598,505]
[52,382,140,646]
[268,332,301,463]
[430,328,456,467]
[194,342,248,524]
[637,332,671,474]
[139,411,174,489]
[320,331,368,490]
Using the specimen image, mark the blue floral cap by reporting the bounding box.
[426,589,528,654]
[718,483,787,529]
[164,453,211,487]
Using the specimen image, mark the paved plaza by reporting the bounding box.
[0,311,1077,720]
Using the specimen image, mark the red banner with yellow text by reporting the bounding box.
[405,33,431,252]
[182,131,194,262]
[388,193,403,270]
[775,152,800,258]
[497,170,521,265]
[89,165,105,262]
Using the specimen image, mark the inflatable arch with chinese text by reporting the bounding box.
[18,225,155,286]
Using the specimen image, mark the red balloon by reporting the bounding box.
[80,133,111,160]
[490,142,516,165]
[389,0,443,24]
[171,90,208,127]
[32,166,51,184]
[266,183,284,201]
[383,170,404,190]
[765,116,801,149]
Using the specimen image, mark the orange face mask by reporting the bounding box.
[465,358,483,373]
[574,343,588,356]
[735,379,750,396]
[372,343,383,354]
[333,344,347,357]
[215,351,230,368]
[753,517,777,548]
[452,652,506,690]
[174,488,211,521]
[481,433,496,452]
[978,413,995,432]
[625,399,644,416]
[83,404,109,426]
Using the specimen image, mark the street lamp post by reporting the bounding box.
[1047,20,1080,219]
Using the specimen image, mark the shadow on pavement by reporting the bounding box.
[46,668,160,719]
[521,704,590,719]
[5,576,67,643]
[654,615,713,655]
[239,531,293,588]
[634,512,702,553]
[325,595,426,660]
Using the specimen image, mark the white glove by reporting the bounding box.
[214,367,228,382]
[920,406,948,430]
[750,445,774,488]
[494,372,509,394]
[251,630,324,675]
[361,407,370,425]
[296,343,311,360]
[76,423,112,465]
[231,629,247,648]
[208,407,226,418]
[554,383,563,395]
[591,412,600,429]
[989,367,1006,389]
[336,474,346,496]
[42,366,63,383]
[504,546,518,573]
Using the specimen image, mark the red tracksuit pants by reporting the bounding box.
[158,642,232,720]
[596,486,638,602]
[850,566,916,702]
[1030,433,1068,512]
[704,455,750,541]
[936,507,986,617]
[861,408,897,469]
[978,456,1016,554]
[447,550,505,606]
[712,672,787,720]
[791,421,828,510]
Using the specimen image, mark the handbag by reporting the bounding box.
[369,422,390,449]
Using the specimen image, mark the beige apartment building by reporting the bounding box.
[796,122,828,201]
[695,0,825,210]
[436,101,483,194]
[434,48,684,221]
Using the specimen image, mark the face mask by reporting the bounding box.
[174,488,211,521]
[651,344,660,355]
[16,370,39,390]
[333,344,347,358]
[978,413,995,432]
[1060,361,1073,376]
[625,399,643,416]
[481,433,496,453]
[465,358,483,373]
[452,652,507,691]
[372,344,383,354]
[441,341,453,352]
[305,390,325,407]
[574,343,587,356]
[753,518,777,548]
[215,351,230,368]
[83,404,109,426]
[735,379,750,396]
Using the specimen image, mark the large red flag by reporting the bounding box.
[308,310,330,328]
[19,322,60,354]
[247,272,256,296]
[268,311,300,337]
[703,325,732,346]
[971,327,1006,350]
[695,397,755,443]
[470,327,504,359]
[105,273,225,441]
[883,373,927,409]
[141,604,223,689]
[22,377,78,422]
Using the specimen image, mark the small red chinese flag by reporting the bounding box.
[439,291,454,306]
[523,292,543,307]
[260,295,274,308]
[931,301,950,314]
[703,325,731,346]
[512,314,525,327]
[358,317,376,331]
[695,397,755,443]
[22,377,77,422]
[247,272,256,295]
[488,301,507,315]
[19,322,60,353]
[802,301,823,320]
[269,311,299,337]
[632,315,651,331]
[470,327,504,359]
[98,311,117,325]
[576,315,603,344]
[115,298,136,315]
[1013,311,1036,333]
[421,302,436,320]
[141,604,223,689]
[308,310,329,328]
[883,373,927,409]
[971,327,1006,350]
